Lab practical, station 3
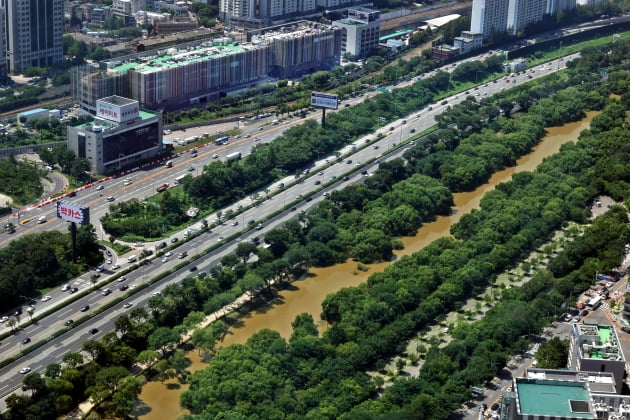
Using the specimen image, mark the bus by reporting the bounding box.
[173,174,189,185]
[214,136,229,145]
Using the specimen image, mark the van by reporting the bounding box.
[127,255,137,263]
[272,120,279,125]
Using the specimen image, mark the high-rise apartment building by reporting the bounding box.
[1,0,64,73]
[507,0,547,35]
[471,0,598,39]
[470,0,510,38]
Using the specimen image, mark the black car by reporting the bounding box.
[106,250,112,256]
[251,236,260,243]
[314,180,321,185]
[70,287,79,294]
[21,338,30,345]
[247,220,256,226]
[158,242,167,249]
[170,237,179,243]
[189,266,197,272]
[119,284,129,291]
[64,319,73,326]
[441,100,448,105]
[622,327,630,334]
[89,328,99,335]
[80,305,90,312]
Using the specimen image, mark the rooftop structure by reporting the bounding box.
[332,8,380,58]
[72,21,341,111]
[67,96,162,174]
[502,369,630,419]
[569,323,625,395]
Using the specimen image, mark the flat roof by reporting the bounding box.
[575,324,623,361]
[336,19,366,26]
[380,29,412,41]
[73,109,158,131]
[18,108,47,116]
[99,95,137,106]
[109,43,247,75]
[518,381,595,418]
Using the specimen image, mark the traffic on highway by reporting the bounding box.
[0,53,573,407]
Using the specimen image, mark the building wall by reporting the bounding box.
[470,0,509,38]
[67,116,163,174]
[2,0,64,73]
[507,0,547,35]
[74,24,341,111]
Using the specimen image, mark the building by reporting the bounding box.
[471,0,603,40]
[431,44,459,61]
[470,0,510,39]
[332,7,380,58]
[453,31,483,53]
[112,0,147,18]
[1,0,64,73]
[17,108,49,125]
[72,21,341,111]
[0,8,7,83]
[91,8,112,28]
[507,0,547,35]
[504,58,527,72]
[500,368,630,419]
[67,96,163,175]
[568,323,625,392]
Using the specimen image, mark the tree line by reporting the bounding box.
[4,36,630,420]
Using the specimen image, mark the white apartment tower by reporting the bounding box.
[1,0,63,73]
[507,0,547,35]
[470,0,510,39]
[471,0,600,39]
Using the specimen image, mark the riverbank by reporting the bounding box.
[132,109,599,420]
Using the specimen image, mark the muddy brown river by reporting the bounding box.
[134,112,597,419]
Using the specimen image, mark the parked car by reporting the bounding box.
[622,327,630,334]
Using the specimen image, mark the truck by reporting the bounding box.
[214,135,229,145]
[226,152,241,162]
[156,183,169,192]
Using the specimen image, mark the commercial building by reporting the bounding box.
[17,108,49,125]
[500,368,630,419]
[1,0,64,73]
[72,21,341,111]
[568,323,625,392]
[67,96,163,175]
[470,0,510,39]
[453,31,483,53]
[333,7,380,58]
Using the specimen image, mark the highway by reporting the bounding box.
[0,53,573,408]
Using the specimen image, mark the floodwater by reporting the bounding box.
[134,111,597,419]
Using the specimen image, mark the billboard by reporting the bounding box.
[56,201,90,225]
[96,97,139,123]
[311,92,338,110]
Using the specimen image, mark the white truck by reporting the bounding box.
[226,152,241,162]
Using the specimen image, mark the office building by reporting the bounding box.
[72,21,341,111]
[568,323,625,392]
[1,0,64,73]
[67,96,163,175]
[333,7,380,58]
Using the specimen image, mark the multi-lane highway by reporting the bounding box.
[0,53,574,407]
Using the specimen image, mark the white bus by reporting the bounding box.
[173,174,189,185]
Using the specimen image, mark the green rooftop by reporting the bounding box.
[380,29,412,41]
[337,19,366,27]
[109,43,246,75]
[518,381,595,418]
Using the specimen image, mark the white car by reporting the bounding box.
[0,316,8,323]
[124,179,133,186]
[19,367,31,374]
[130,284,138,289]
[41,295,51,302]
[123,302,133,309]
[111,264,120,270]
[164,251,172,257]
[217,236,224,242]
[162,257,168,263]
